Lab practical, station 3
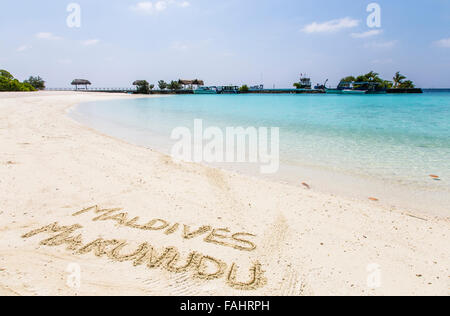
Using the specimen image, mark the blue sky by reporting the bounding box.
[1,0,449,88]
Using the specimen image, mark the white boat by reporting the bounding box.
[194,86,217,94]
[341,89,368,95]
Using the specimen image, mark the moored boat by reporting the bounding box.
[326,80,386,95]
[341,89,367,95]
[217,86,239,94]
[325,88,343,94]
[194,86,218,94]
[294,74,312,90]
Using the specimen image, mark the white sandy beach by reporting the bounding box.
[0,91,448,296]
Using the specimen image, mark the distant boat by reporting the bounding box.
[327,88,368,95]
[294,74,312,90]
[314,79,328,91]
[341,89,367,95]
[326,81,386,95]
[326,89,366,94]
[218,86,239,94]
[324,89,342,94]
[250,84,264,91]
[194,86,218,94]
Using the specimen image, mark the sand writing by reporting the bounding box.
[72,205,257,252]
[22,222,267,291]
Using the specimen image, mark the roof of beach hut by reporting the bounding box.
[194,79,205,86]
[178,79,204,86]
[71,79,91,85]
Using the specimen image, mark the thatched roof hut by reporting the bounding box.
[178,79,204,87]
[71,79,91,90]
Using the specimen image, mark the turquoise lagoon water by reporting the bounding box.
[71,92,450,214]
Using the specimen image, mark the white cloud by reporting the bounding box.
[364,40,397,49]
[302,17,359,34]
[179,1,190,7]
[130,0,189,14]
[131,2,155,14]
[434,38,450,48]
[82,39,100,46]
[17,45,32,52]
[155,1,167,11]
[351,29,383,39]
[36,32,62,40]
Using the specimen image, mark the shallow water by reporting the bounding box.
[70,92,450,215]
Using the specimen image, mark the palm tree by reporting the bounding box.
[382,80,393,89]
[158,80,168,90]
[365,71,380,81]
[341,76,356,83]
[393,72,406,88]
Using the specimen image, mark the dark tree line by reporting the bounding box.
[133,80,183,94]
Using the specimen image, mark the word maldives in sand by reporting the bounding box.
[21,206,267,291]
[73,205,258,252]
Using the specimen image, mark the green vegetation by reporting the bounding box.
[132,81,158,94]
[0,70,14,80]
[339,71,415,90]
[398,80,415,89]
[239,85,250,93]
[133,80,150,94]
[0,69,37,92]
[393,72,415,89]
[393,72,406,88]
[341,76,356,83]
[158,80,168,90]
[24,76,46,90]
[293,82,312,89]
[168,80,182,91]
[354,71,392,89]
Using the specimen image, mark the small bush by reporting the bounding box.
[239,85,250,93]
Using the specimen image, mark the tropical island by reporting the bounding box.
[335,71,421,94]
[0,68,422,94]
[293,71,422,94]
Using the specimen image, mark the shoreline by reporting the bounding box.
[69,96,449,218]
[45,88,426,94]
[0,91,448,296]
